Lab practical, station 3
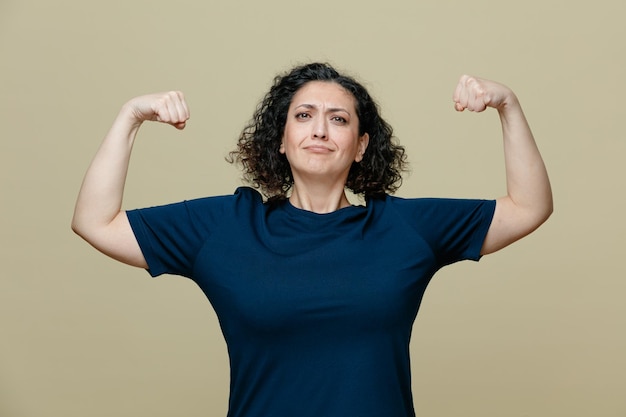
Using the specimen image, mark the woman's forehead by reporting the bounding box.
[290,81,357,110]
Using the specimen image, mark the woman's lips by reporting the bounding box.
[304,145,333,153]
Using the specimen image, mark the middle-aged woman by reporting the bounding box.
[72,62,552,417]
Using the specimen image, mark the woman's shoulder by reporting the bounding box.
[371,193,495,222]
[377,193,493,206]
[130,187,265,221]
[180,186,264,207]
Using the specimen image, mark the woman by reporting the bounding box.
[72,62,552,417]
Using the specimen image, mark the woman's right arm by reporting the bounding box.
[71,91,190,268]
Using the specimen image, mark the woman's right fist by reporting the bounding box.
[125,91,190,130]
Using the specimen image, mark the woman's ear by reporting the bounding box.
[355,133,369,162]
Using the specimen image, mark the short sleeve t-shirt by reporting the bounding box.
[127,187,495,417]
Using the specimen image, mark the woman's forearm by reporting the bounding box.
[498,96,553,225]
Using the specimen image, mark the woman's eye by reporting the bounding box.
[332,116,347,123]
[296,113,310,119]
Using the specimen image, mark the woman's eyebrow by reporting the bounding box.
[294,103,351,115]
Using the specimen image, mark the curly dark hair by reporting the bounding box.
[228,62,407,200]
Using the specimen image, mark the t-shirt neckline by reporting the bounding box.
[281,198,366,220]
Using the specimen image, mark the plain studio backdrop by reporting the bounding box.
[1,1,624,416]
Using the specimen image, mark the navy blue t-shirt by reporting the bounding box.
[127,187,495,417]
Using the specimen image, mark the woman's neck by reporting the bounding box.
[289,182,351,214]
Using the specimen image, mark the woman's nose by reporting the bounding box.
[312,119,327,139]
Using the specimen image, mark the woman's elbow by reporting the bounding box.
[70,215,84,238]
[527,198,554,234]
[540,194,554,225]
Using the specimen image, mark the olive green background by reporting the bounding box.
[1,0,624,416]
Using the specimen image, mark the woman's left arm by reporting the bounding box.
[453,75,553,255]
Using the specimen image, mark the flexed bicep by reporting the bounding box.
[72,91,190,269]
[452,75,553,255]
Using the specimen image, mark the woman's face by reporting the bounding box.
[280,81,369,185]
